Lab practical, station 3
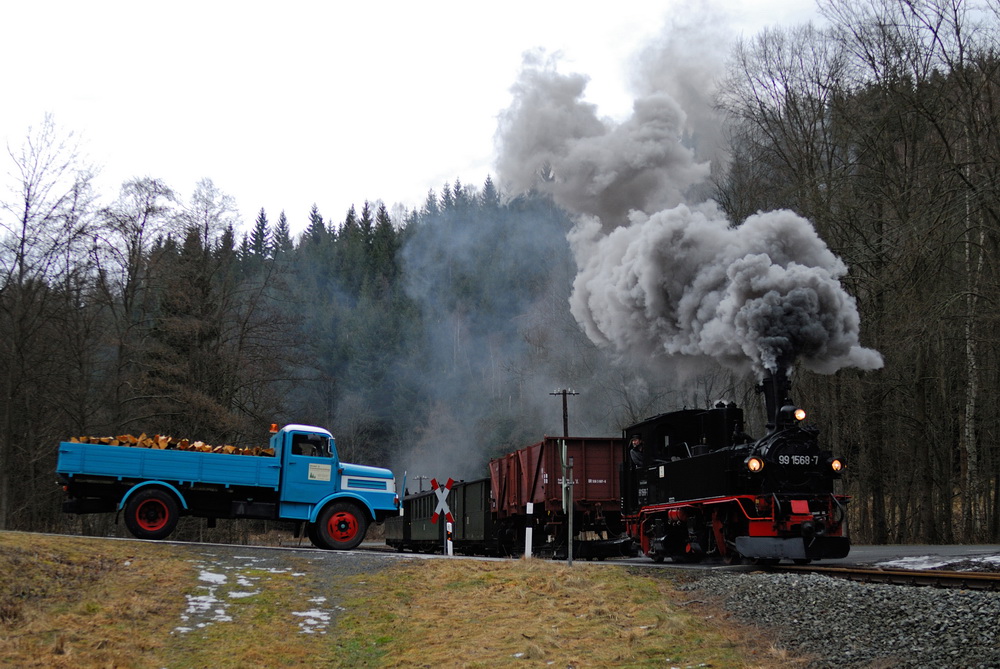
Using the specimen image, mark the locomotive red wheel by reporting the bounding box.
[314,501,368,550]
[123,488,180,540]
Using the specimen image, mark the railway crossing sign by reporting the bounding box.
[430,477,455,524]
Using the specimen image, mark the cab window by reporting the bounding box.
[290,434,330,458]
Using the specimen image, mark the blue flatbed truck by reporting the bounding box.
[56,423,398,550]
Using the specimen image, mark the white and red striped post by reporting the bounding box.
[524,502,534,558]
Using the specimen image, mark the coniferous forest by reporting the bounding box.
[6,0,1000,544]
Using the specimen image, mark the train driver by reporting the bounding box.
[629,435,645,467]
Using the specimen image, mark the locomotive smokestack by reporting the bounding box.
[760,367,793,432]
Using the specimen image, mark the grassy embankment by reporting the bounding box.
[0,532,800,668]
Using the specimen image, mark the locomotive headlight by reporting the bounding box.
[745,456,765,473]
[830,458,844,473]
[777,405,807,426]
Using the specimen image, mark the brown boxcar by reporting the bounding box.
[387,436,632,558]
[489,436,627,556]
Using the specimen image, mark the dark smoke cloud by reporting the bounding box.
[568,205,883,376]
[496,43,882,378]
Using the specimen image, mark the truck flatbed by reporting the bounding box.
[58,442,281,489]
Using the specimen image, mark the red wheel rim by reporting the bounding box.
[327,510,359,542]
[135,499,169,532]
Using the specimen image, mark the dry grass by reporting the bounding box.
[333,558,799,668]
[0,532,341,669]
[0,531,192,668]
[0,532,804,668]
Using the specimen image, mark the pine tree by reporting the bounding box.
[372,202,398,287]
[338,205,364,292]
[250,208,270,258]
[341,205,360,244]
[440,182,454,210]
[359,201,375,247]
[305,204,327,245]
[238,232,251,262]
[273,210,294,255]
[451,177,468,210]
[421,189,439,217]
[481,175,500,209]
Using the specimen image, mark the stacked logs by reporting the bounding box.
[68,434,275,457]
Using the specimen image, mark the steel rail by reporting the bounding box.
[771,564,1000,591]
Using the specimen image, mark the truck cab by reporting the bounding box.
[274,424,398,549]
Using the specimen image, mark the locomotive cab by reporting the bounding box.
[621,403,751,516]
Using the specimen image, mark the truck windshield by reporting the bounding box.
[291,434,331,458]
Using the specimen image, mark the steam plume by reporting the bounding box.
[496,51,883,377]
[569,205,883,376]
[495,50,710,229]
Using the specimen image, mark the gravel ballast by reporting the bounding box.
[682,571,1000,668]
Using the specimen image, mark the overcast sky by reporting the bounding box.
[1,1,821,235]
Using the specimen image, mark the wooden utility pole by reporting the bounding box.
[550,389,578,566]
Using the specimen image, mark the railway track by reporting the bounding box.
[772,564,1000,591]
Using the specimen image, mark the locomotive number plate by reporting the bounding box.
[778,455,819,465]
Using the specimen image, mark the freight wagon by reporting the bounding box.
[385,436,634,558]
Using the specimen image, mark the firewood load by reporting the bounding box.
[67,434,275,457]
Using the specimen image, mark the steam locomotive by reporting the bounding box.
[622,370,849,564]
[386,369,849,564]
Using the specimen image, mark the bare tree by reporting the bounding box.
[825,0,1000,540]
[0,114,96,529]
[93,177,179,429]
[717,0,1000,541]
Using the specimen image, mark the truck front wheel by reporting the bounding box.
[123,488,180,540]
[313,501,368,550]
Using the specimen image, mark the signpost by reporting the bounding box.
[561,442,574,567]
[524,502,534,558]
[431,477,455,556]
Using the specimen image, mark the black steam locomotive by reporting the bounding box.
[387,369,849,564]
[622,369,849,564]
